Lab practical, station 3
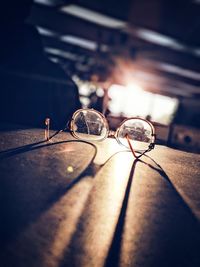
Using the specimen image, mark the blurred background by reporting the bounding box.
[1,0,200,152]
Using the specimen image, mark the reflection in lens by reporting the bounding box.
[71,109,108,141]
[117,119,153,151]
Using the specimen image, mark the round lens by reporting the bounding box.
[71,109,109,141]
[117,119,154,152]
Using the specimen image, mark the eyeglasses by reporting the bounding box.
[46,108,156,159]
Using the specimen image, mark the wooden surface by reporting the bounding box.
[0,126,200,267]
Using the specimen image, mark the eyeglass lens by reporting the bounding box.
[117,119,153,152]
[71,109,108,141]
[71,109,154,152]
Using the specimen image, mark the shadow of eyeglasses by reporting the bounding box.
[103,152,200,267]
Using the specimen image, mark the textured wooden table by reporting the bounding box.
[0,125,200,267]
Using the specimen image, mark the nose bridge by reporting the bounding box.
[108,130,116,138]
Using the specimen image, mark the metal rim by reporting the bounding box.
[70,108,110,141]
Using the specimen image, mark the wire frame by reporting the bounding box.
[68,108,156,158]
[70,108,109,141]
[116,117,156,152]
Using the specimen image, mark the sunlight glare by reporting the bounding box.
[109,84,151,117]
[108,84,178,124]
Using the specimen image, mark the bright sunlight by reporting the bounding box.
[108,84,178,125]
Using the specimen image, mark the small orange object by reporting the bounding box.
[45,118,50,141]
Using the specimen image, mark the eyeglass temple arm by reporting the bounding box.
[125,134,156,159]
[45,118,70,141]
[45,118,50,141]
[125,134,138,158]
